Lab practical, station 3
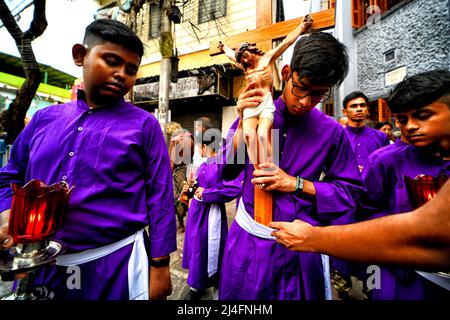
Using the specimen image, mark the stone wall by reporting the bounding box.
[355,0,450,100]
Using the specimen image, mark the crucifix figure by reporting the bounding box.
[219,14,313,168]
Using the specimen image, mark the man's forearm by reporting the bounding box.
[313,211,450,269]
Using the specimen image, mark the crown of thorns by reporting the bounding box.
[235,42,251,63]
[235,43,265,64]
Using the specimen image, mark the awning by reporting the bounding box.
[0,72,71,101]
[137,48,231,78]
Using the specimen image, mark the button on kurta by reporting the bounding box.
[69,151,75,157]
[62,175,67,181]
[77,127,83,132]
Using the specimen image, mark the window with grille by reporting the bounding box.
[384,49,395,63]
[148,2,161,39]
[352,0,406,29]
[198,0,227,24]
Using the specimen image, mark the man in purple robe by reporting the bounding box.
[182,132,241,299]
[343,91,390,172]
[0,19,176,300]
[218,32,365,300]
[359,70,450,300]
[333,91,390,299]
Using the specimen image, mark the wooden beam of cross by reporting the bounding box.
[209,9,335,56]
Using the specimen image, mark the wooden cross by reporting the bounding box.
[209,9,335,56]
[211,7,335,226]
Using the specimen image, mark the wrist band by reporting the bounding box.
[295,176,304,194]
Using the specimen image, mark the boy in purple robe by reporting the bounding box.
[218,32,365,300]
[360,70,450,300]
[181,131,241,300]
[333,91,389,299]
[0,19,176,300]
[343,91,390,172]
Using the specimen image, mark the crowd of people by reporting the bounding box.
[0,18,448,301]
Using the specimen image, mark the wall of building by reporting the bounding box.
[138,0,256,64]
[355,0,450,101]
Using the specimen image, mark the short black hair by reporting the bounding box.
[196,128,222,149]
[83,19,144,58]
[375,121,392,130]
[290,31,348,87]
[388,70,450,113]
[195,117,214,131]
[343,91,369,109]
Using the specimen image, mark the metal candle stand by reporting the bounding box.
[0,179,73,300]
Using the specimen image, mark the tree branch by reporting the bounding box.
[24,0,47,40]
[0,0,24,40]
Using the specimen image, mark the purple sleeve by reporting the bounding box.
[218,118,246,181]
[201,175,242,204]
[144,118,177,258]
[312,129,365,223]
[381,133,390,147]
[357,152,391,220]
[0,112,40,212]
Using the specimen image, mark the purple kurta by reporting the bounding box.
[182,158,241,290]
[345,125,390,168]
[360,144,449,300]
[331,139,410,278]
[0,95,177,299]
[218,97,364,300]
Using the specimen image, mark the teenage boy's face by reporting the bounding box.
[343,97,369,123]
[281,65,330,117]
[75,41,141,107]
[395,101,450,149]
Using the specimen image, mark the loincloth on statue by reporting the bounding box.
[243,92,275,121]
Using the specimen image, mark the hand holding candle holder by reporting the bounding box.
[183,164,199,200]
[0,179,73,300]
[404,173,450,280]
[404,173,448,209]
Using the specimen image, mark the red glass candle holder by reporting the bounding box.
[8,179,73,244]
[404,174,447,209]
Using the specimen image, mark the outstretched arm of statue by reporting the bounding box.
[267,14,313,63]
[219,41,244,70]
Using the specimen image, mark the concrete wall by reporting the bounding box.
[355,0,450,101]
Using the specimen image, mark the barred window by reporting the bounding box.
[148,2,161,39]
[352,0,406,29]
[198,0,227,24]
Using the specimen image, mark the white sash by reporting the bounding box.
[416,271,450,291]
[235,198,276,240]
[235,198,332,299]
[56,229,149,300]
[321,254,333,300]
[207,204,222,277]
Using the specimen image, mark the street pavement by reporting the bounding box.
[167,199,237,300]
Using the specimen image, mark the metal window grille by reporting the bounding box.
[352,0,406,29]
[148,2,161,39]
[198,0,227,24]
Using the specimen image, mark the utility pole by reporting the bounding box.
[158,0,173,141]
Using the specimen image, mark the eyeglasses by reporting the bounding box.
[289,75,331,103]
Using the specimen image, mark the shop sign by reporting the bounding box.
[133,73,216,103]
